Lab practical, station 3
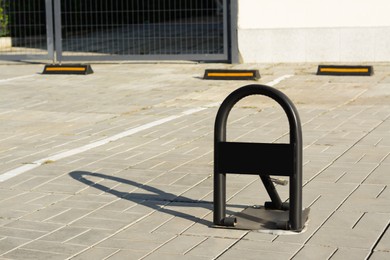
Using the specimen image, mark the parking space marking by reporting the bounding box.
[0,74,37,83]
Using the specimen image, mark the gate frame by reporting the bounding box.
[0,0,237,63]
[54,0,233,63]
[0,0,54,61]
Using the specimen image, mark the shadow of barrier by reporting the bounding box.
[69,171,245,227]
[213,84,310,232]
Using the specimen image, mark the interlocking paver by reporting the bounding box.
[292,244,336,260]
[307,226,385,250]
[0,226,46,240]
[39,226,89,243]
[219,248,294,260]
[70,247,119,260]
[143,252,210,260]
[0,237,30,255]
[374,228,390,252]
[369,251,390,260]
[185,237,238,258]
[3,248,67,260]
[21,240,87,255]
[0,62,389,259]
[328,247,370,260]
[105,250,149,260]
[63,229,113,246]
[151,235,206,255]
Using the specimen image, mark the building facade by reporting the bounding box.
[236,0,390,63]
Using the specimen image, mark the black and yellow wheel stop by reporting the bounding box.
[43,64,94,75]
[204,69,260,80]
[317,65,373,76]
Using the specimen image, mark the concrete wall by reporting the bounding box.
[237,0,390,63]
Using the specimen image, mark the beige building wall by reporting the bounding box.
[237,0,390,62]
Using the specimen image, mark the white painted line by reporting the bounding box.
[0,74,37,83]
[266,74,293,86]
[0,106,210,182]
[0,164,39,182]
[0,75,293,182]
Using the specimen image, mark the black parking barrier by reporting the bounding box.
[213,84,309,232]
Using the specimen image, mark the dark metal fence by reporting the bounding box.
[0,0,228,62]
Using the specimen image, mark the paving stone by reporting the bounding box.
[236,239,302,255]
[39,226,89,243]
[0,192,46,208]
[321,210,363,229]
[10,176,53,190]
[144,252,210,260]
[0,63,389,259]
[182,214,247,239]
[369,251,390,260]
[69,216,131,231]
[177,186,213,202]
[70,247,120,259]
[275,209,334,244]
[105,250,148,260]
[21,240,87,255]
[364,164,390,185]
[330,248,371,260]
[186,237,238,258]
[219,248,295,260]
[0,227,47,240]
[20,206,71,222]
[0,237,31,255]
[45,208,91,224]
[3,248,67,260]
[151,216,199,235]
[120,201,162,216]
[64,228,113,246]
[241,231,277,242]
[303,182,358,211]
[335,162,378,184]
[293,244,336,260]
[4,220,61,233]
[339,191,390,213]
[34,182,86,194]
[307,226,383,249]
[0,208,30,220]
[26,193,71,207]
[152,235,206,255]
[98,237,168,252]
[53,199,109,211]
[374,225,390,252]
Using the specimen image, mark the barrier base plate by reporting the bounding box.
[229,206,310,233]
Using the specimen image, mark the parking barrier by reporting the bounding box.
[213,84,307,231]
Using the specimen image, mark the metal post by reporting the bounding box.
[213,172,226,225]
[45,0,55,63]
[227,0,240,64]
[53,0,62,64]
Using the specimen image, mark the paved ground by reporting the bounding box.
[0,62,389,259]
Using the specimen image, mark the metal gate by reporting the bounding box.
[0,0,54,61]
[0,0,229,62]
